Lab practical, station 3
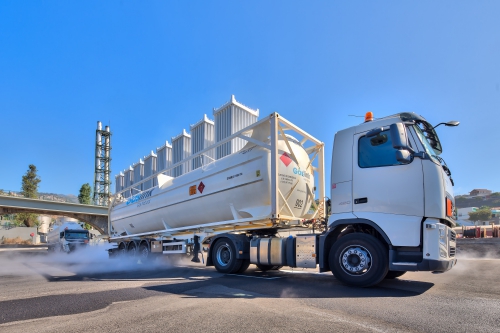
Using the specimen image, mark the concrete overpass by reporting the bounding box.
[0,196,109,234]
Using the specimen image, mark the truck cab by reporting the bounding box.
[321,112,457,286]
[47,222,90,253]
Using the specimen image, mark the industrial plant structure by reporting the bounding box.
[94,122,112,206]
[115,95,259,197]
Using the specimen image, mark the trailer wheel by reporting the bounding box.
[118,243,127,257]
[128,242,137,257]
[212,238,242,274]
[329,233,388,287]
[385,270,407,279]
[256,264,282,271]
[138,243,151,263]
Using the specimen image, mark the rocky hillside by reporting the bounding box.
[456,194,500,209]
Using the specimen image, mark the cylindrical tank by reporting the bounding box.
[110,136,315,236]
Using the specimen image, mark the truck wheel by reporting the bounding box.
[212,238,242,274]
[385,270,407,279]
[256,264,282,271]
[329,233,388,287]
[236,260,251,273]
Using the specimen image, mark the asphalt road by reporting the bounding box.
[0,248,499,333]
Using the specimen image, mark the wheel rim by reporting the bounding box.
[215,243,232,267]
[339,245,372,276]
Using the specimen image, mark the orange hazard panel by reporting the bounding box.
[446,198,453,217]
[189,185,197,196]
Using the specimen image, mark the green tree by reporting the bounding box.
[17,164,41,227]
[78,183,92,204]
[468,207,492,223]
[21,164,41,198]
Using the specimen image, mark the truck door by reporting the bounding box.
[352,127,424,246]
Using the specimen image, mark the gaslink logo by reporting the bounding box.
[293,167,311,180]
[126,189,154,205]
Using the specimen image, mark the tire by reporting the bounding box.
[385,270,407,279]
[329,233,388,287]
[118,243,127,257]
[236,260,251,273]
[138,242,151,263]
[212,238,242,274]
[128,242,137,257]
[256,264,282,271]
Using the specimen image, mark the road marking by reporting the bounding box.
[280,269,331,275]
[98,278,187,282]
[226,274,281,280]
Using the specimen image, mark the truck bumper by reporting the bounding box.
[418,258,457,272]
[389,256,457,272]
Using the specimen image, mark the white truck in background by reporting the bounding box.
[108,111,458,287]
[47,222,90,253]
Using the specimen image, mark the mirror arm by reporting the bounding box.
[413,151,427,159]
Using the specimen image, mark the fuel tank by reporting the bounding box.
[110,136,314,236]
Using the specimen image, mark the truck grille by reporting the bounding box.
[449,246,456,257]
[450,230,456,241]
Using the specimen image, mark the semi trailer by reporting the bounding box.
[108,111,458,287]
[47,222,90,253]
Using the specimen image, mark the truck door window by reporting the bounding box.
[358,130,406,168]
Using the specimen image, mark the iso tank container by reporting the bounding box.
[109,133,315,236]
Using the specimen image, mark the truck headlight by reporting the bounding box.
[440,246,447,258]
[439,226,447,245]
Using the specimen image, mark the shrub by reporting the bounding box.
[1,237,32,245]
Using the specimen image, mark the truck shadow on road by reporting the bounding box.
[22,259,434,299]
[141,268,435,299]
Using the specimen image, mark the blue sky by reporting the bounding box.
[1,1,499,197]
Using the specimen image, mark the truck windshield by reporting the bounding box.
[65,232,89,239]
[413,125,439,161]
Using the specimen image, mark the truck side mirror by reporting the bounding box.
[390,123,410,150]
[390,123,416,164]
[395,150,413,164]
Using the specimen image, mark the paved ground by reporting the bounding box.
[0,247,499,333]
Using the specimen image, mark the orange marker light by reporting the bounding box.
[365,111,374,122]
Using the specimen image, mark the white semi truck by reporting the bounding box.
[108,111,458,287]
[47,222,90,253]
